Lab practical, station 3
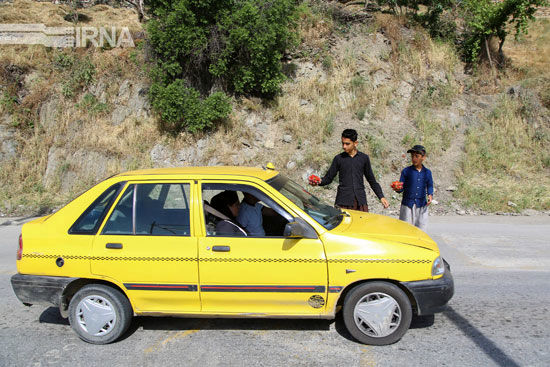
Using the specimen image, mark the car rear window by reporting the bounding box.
[68,183,124,235]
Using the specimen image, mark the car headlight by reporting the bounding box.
[432,256,445,276]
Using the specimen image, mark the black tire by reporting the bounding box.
[342,282,412,345]
[68,284,133,344]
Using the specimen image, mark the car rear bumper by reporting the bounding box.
[11,273,76,307]
[401,259,454,315]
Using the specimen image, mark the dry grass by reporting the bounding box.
[0,0,69,25]
[0,45,51,71]
[0,1,147,214]
[394,25,460,80]
[0,96,161,214]
[412,110,454,155]
[297,1,335,50]
[0,0,141,30]
[274,10,463,179]
[274,71,341,146]
[194,112,257,166]
[457,96,550,212]
[501,18,550,108]
[455,18,550,212]
[427,39,461,76]
[276,23,402,148]
[0,126,54,213]
[0,1,143,76]
[374,13,407,47]
[468,18,550,95]
[239,97,264,113]
[503,18,550,76]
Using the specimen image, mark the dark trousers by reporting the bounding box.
[338,200,369,212]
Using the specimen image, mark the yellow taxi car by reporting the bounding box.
[11,166,453,345]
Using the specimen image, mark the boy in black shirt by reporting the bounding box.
[310,129,389,212]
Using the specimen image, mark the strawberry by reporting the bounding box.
[309,174,321,185]
[391,180,403,191]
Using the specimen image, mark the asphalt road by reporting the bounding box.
[0,215,549,367]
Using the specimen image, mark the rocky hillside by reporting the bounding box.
[0,0,549,217]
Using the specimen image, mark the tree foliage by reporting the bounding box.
[375,0,548,64]
[147,0,299,134]
[376,0,457,38]
[461,0,548,63]
[415,0,456,40]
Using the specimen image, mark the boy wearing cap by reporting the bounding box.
[394,145,433,231]
[310,128,389,212]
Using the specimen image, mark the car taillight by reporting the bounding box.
[17,234,22,260]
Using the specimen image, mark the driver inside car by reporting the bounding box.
[209,190,247,237]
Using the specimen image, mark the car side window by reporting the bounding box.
[102,185,134,235]
[69,183,123,235]
[135,183,191,236]
[102,183,191,236]
[202,183,292,238]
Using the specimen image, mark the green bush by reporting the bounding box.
[355,107,366,121]
[59,55,95,99]
[0,91,17,114]
[53,52,75,69]
[75,93,109,116]
[150,79,232,134]
[365,132,388,159]
[147,0,299,134]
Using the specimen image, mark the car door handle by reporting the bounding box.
[212,246,230,252]
[106,243,123,249]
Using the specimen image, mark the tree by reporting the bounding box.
[371,0,547,66]
[461,0,548,65]
[146,0,299,133]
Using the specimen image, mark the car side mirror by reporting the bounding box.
[284,218,318,239]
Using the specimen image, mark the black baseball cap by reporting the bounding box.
[407,145,426,155]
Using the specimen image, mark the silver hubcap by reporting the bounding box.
[353,292,401,338]
[76,295,117,337]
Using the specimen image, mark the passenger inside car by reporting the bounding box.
[237,192,286,237]
[209,191,247,237]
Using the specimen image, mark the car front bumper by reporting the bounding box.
[11,273,76,307]
[401,259,454,315]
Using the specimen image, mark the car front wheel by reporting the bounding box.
[68,284,133,344]
[343,282,412,345]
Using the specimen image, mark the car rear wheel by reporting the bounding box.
[343,282,412,345]
[68,284,133,344]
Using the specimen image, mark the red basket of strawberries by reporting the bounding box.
[391,180,403,191]
[309,174,321,185]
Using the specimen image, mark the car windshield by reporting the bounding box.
[267,174,343,230]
